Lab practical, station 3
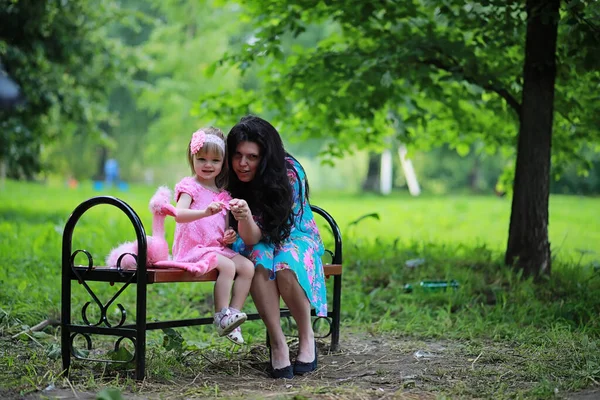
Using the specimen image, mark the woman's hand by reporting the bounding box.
[222,228,237,245]
[230,198,261,245]
[229,198,251,221]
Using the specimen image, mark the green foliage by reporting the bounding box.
[214,0,600,172]
[130,0,246,173]
[0,0,138,179]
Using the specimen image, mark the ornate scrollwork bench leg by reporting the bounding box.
[61,196,149,380]
[310,206,343,352]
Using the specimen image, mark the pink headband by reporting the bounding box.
[190,130,225,154]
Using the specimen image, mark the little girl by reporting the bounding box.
[173,127,254,344]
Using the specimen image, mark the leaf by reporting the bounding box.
[205,62,218,78]
[31,331,53,340]
[46,344,62,360]
[348,213,380,227]
[108,346,133,362]
[455,143,470,157]
[380,71,393,88]
[162,327,186,352]
[96,388,124,400]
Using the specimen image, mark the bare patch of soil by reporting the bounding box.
[6,331,598,399]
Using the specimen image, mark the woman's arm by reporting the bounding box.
[175,193,221,223]
[230,198,262,245]
[238,217,262,245]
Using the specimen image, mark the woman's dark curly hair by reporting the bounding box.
[227,115,307,245]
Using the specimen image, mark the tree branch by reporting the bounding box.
[563,0,600,37]
[420,57,522,117]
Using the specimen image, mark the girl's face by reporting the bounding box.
[232,141,261,183]
[193,148,223,183]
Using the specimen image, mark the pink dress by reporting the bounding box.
[171,177,238,274]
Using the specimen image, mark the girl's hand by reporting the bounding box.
[160,204,177,218]
[205,201,224,216]
[222,228,237,245]
[229,198,251,221]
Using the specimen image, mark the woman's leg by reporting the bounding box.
[277,269,315,363]
[250,266,290,369]
[229,255,254,311]
[213,254,236,312]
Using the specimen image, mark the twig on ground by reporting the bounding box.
[11,318,59,339]
[367,354,388,366]
[21,331,43,347]
[337,372,378,382]
[263,391,300,398]
[471,352,483,370]
[190,372,203,386]
[138,376,147,393]
[65,378,79,399]
[498,370,512,380]
[334,359,356,371]
[196,351,234,376]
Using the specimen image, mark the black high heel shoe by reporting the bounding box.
[293,341,318,375]
[269,346,293,379]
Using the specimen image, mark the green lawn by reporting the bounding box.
[3,179,596,265]
[1,179,599,398]
[311,191,598,263]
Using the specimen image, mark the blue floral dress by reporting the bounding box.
[232,157,327,316]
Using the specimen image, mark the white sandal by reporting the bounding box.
[226,326,244,345]
[214,308,247,337]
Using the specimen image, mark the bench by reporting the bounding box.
[61,196,343,380]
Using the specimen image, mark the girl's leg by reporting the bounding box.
[213,254,236,311]
[229,255,254,311]
[251,266,290,369]
[276,269,315,363]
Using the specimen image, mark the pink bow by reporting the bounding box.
[214,192,232,215]
[190,130,206,154]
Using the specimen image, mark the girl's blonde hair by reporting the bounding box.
[187,126,228,188]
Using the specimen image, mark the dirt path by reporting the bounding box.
[5,332,598,399]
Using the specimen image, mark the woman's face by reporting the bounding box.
[232,141,261,182]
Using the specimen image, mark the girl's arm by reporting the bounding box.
[174,193,220,223]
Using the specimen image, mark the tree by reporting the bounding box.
[505,0,559,277]
[0,0,135,180]
[213,0,600,277]
[118,0,248,183]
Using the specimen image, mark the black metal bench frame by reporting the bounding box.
[61,196,343,380]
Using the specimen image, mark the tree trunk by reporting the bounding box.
[505,0,560,278]
[468,156,482,193]
[95,146,107,181]
[0,156,5,189]
[362,152,381,192]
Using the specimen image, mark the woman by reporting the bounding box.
[227,115,327,379]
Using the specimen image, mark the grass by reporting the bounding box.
[0,179,599,399]
[310,190,599,263]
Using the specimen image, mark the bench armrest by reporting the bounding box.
[310,205,343,265]
[62,196,148,275]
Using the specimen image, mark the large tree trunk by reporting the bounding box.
[505,0,560,278]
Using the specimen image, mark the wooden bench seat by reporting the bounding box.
[71,264,342,284]
[61,196,343,380]
[145,264,343,283]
